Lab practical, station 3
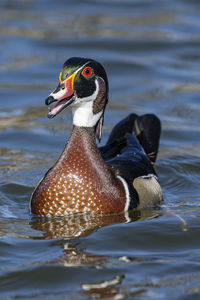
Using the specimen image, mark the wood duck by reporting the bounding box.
[30,57,162,216]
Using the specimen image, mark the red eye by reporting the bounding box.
[82,67,93,77]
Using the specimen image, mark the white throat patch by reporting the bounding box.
[72,79,103,127]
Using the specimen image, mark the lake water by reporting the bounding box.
[0,0,200,299]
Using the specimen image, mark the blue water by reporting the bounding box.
[0,1,200,299]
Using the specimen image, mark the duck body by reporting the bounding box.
[31,126,126,215]
[30,57,162,216]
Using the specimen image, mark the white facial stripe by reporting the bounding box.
[72,79,103,127]
[76,77,99,104]
[74,62,89,75]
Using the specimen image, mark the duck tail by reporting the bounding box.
[133,114,161,164]
[106,113,138,145]
[106,113,161,164]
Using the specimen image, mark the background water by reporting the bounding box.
[0,0,200,299]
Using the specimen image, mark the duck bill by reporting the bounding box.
[45,73,76,118]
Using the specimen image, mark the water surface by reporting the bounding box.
[0,0,200,299]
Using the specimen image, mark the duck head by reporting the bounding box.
[45,57,109,141]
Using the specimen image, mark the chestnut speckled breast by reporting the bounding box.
[30,57,162,216]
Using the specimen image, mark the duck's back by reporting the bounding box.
[99,113,162,209]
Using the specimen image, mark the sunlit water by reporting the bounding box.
[0,1,200,299]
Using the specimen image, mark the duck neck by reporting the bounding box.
[72,102,103,128]
[60,125,104,168]
[57,125,116,186]
[65,125,98,156]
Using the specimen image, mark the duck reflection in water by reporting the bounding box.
[30,210,160,299]
[30,208,160,239]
